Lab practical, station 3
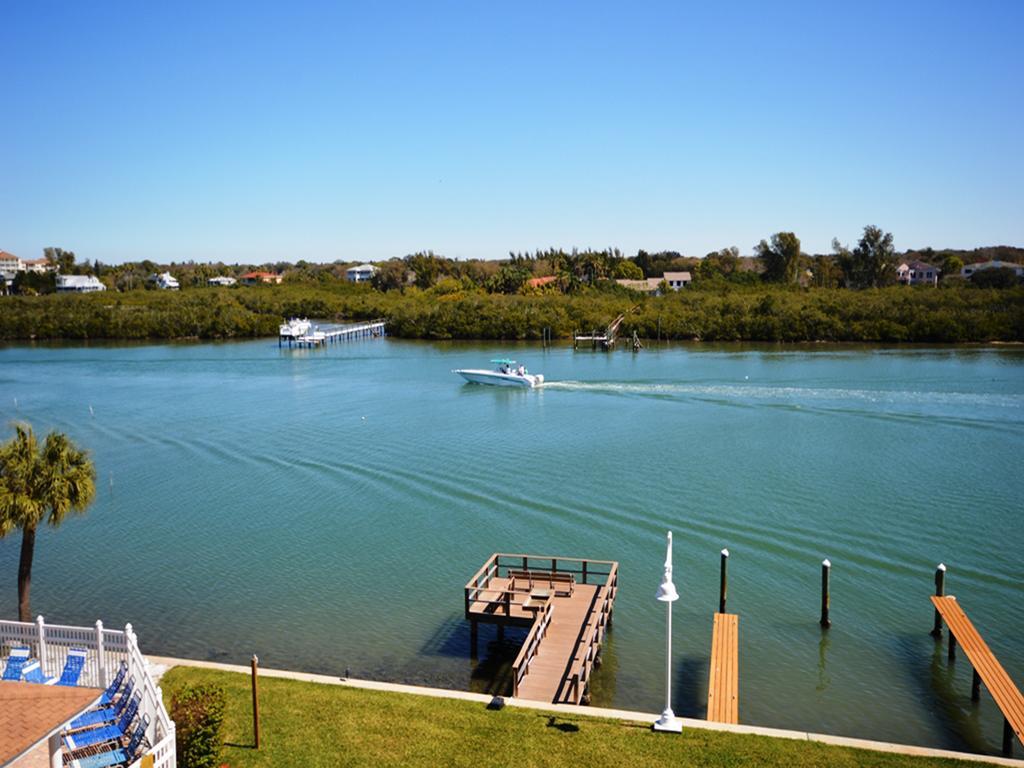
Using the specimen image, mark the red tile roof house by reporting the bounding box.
[239,271,283,285]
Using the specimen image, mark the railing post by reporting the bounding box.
[95,619,107,686]
[36,615,47,675]
[582,561,588,585]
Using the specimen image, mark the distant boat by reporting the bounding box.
[453,359,545,388]
[279,318,312,338]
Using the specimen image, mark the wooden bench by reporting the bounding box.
[508,569,575,597]
[707,612,739,724]
[932,595,1023,756]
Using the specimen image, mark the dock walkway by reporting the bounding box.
[280,319,385,348]
[931,595,1023,756]
[465,553,618,705]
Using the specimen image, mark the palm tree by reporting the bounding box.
[0,424,96,621]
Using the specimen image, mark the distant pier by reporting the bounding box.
[280,319,386,348]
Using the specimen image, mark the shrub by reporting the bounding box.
[171,684,227,768]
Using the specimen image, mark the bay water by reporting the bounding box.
[0,339,1021,754]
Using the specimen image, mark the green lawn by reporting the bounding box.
[160,667,979,768]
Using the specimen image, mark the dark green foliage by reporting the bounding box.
[172,684,227,768]
[970,267,1020,289]
[1,278,1022,343]
[834,226,898,288]
[755,233,802,284]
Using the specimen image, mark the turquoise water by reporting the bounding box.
[1,339,1022,754]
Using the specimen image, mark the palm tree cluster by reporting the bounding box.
[0,423,96,621]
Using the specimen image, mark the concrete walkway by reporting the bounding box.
[147,655,1023,767]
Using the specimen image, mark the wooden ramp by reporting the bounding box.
[707,612,739,724]
[465,554,618,705]
[931,595,1023,755]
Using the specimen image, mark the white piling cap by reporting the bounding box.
[822,558,831,568]
[937,563,946,572]
[721,548,730,557]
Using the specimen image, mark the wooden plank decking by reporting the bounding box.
[465,553,618,705]
[931,595,1023,754]
[707,612,739,724]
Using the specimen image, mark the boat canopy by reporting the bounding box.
[490,358,517,364]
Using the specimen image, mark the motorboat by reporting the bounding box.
[279,317,312,338]
[453,359,545,388]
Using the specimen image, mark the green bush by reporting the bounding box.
[172,683,227,768]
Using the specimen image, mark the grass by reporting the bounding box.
[160,667,982,768]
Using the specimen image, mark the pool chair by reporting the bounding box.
[2,646,31,681]
[67,715,149,768]
[96,662,129,706]
[63,692,141,751]
[69,676,136,730]
[21,659,57,685]
[56,647,89,686]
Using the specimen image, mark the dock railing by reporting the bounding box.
[0,616,176,768]
[511,598,554,697]
[566,561,618,705]
[465,553,618,614]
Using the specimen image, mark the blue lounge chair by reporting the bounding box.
[2,646,30,681]
[96,662,128,706]
[63,692,141,751]
[22,659,57,684]
[67,715,149,768]
[57,647,89,686]
[69,676,136,730]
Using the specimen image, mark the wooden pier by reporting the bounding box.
[464,553,618,705]
[280,319,386,348]
[931,595,1023,756]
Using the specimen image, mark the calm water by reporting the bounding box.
[1,339,1022,754]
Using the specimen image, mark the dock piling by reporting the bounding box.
[931,563,946,638]
[972,668,981,702]
[719,549,729,614]
[820,559,831,628]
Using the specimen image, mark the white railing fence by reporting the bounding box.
[1,616,175,768]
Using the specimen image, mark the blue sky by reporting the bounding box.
[2,1,1022,264]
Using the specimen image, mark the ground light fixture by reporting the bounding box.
[653,530,682,733]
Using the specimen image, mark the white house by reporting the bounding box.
[663,271,692,290]
[346,263,377,282]
[207,275,237,286]
[896,260,940,286]
[56,275,106,292]
[151,272,180,290]
[0,250,22,272]
[961,260,1024,279]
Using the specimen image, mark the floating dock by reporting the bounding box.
[280,319,386,348]
[464,553,618,705]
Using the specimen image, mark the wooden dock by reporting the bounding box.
[280,319,386,348]
[464,553,618,705]
[931,595,1023,756]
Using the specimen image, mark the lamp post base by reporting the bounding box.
[652,711,683,733]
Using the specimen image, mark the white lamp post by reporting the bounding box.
[653,530,682,732]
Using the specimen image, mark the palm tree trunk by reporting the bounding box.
[18,524,36,622]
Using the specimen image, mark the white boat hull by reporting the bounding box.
[454,369,544,388]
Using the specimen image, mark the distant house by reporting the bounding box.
[22,258,53,274]
[56,275,105,293]
[897,260,940,286]
[526,275,558,289]
[240,271,283,285]
[207,276,237,287]
[345,264,377,283]
[0,252,54,274]
[0,251,22,272]
[616,277,663,294]
[150,272,180,290]
[663,271,692,290]
[961,260,1024,279]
